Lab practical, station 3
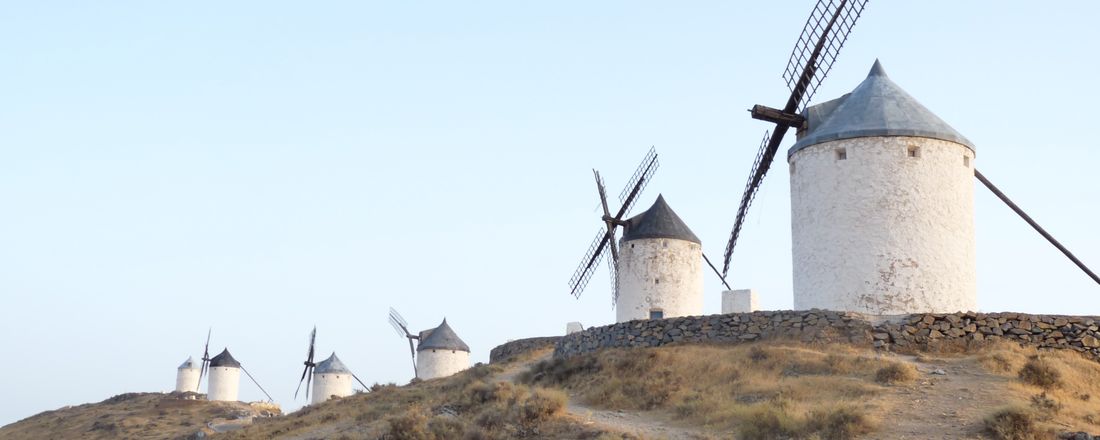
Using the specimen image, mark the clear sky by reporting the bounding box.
[1,1,1098,426]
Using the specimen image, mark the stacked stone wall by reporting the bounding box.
[489,337,561,364]
[553,311,1100,360]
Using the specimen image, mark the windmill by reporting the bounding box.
[388,307,419,378]
[294,326,371,402]
[720,0,869,279]
[567,148,730,322]
[567,147,658,303]
[720,0,1096,314]
[194,327,212,393]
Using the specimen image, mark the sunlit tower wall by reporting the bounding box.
[174,356,200,392]
[415,319,471,380]
[311,353,353,405]
[788,61,977,315]
[207,349,242,401]
[615,195,704,322]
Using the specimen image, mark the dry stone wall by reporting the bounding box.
[553,310,1100,360]
[489,337,561,364]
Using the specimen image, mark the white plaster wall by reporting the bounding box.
[566,322,584,334]
[722,289,759,314]
[207,367,241,401]
[416,349,469,380]
[311,373,352,404]
[175,367,200,393]
[615,237,704,322]
[789,136,976,315]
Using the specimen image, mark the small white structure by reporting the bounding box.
[788,60,977,315]
[615,195,704,322]
[207,348,241,402]
[416,319,470,380]
[566,322,584,334]
[722,289,759,314]
[311,352,353,404]
[175,356,201,392]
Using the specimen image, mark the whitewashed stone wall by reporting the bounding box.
[207,367,240,402]
[416,349,469,380]
[311,372,352,404]
[789,136,976,315]
[616,237,704,322]
[175,367,200,393]
[722,289,759,314]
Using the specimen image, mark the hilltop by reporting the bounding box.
[3,339,1100,439]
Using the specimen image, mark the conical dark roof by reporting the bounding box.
[620,195,700,244]
[209,348,241,368]
[790,60,973,157]
[314,352,351,374]
[417,319,470,352]
[178,356,197,370]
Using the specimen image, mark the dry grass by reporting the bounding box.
[522,343,888,437]
[975,341,1100,435]
[1018,357,1063,389]
[874,362,918,385]
[985,406,1048,440]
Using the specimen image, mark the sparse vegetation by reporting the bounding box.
[874,361,917,385]
[523,343,887,437]
[1018,357,1062,389]
[985,406,1045,440]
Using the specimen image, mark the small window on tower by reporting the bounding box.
[649,309,664,319]
[907,146,921,158]
[963,155,970,167]
[654,278,660,284]
[835,147,847,160]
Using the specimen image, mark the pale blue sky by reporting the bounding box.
[2,1,1098,426]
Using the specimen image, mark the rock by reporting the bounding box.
[928,330,944,339]
[872,332,890,340]
[930,369,947,375]
[1082,336,1100,348]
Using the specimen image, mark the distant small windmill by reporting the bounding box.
[388,308,419,378]
[567,148,729,322]
[293,326,369,403]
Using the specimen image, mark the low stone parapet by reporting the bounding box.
[489,336,562,364]
[552,310,1100,360]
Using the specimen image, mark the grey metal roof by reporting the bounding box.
[417,319,470,352]
[621,194,701,244]
[178,356,197,370]
[209,349,241,368]
[789,60,974,157]
[314,352,351,374]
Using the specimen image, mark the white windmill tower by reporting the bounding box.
[293,327,369,405]
[720,0,1098,313]
[567,148,729,323]
[207,349,241,401]
[388,309,471,380]
[311,354,354,404]
[206,348,274,402]
[174,356,201,393]
[615,195,704,321]
[787,60,977,314]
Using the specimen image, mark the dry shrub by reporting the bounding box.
[387,407,431,440]
[736,405,797,440]
[874,362,917,385]
[806,405,876,440]
[1018,357,1062,389]
[985,406,1046,440]
[428,416,465,438]
[520,388,566,423]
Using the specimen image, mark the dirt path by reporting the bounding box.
[870,354,1013,440]
[491,351,712,440]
